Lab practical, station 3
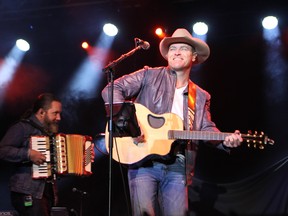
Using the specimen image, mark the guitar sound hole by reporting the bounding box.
[147,114,165,129]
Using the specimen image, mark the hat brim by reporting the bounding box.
[159,36,210,64]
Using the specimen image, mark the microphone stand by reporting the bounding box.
[72,188,87,216]
[102,45,143,216]
[79,191,84,216]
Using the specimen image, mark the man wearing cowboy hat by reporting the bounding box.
[102,28,242,216]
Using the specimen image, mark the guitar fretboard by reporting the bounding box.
[168,130,232,141]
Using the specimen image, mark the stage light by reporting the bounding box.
[262,16,280,41]
[103,23,118,37]
[262,16,278,30]
[155,27,166,38]
[191,22,208,74]
[82,41,89,50]
[193,22,208,36]
[61,26,116,102]
[0,40,29,104]
[16,39,30,52]
[261,14,286,131]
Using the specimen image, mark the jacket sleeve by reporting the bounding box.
[101,68,146,104]
[197,89,230,152]
[201,95,220,132]
[0,123,30,163]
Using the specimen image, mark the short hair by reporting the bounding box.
[32,93,61,113]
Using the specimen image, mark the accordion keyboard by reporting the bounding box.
[31,136,52,178]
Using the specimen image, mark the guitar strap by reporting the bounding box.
[185,80,197,186]
[188,80,196,129]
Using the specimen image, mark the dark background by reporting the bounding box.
[0,0,288,215]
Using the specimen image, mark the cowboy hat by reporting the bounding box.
[159,28,210,64]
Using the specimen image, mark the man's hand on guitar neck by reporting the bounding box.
[223,130,243,148]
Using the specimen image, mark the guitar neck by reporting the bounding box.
[168,130,232,141]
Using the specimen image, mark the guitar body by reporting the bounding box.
[105,103,183,165]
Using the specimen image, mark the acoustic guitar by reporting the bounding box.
[105,103,274,165]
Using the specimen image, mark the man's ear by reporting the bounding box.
[192,53,198,62]
[39,108,45,116]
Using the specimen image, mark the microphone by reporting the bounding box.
[134,38,150,50]
[72,187,87,195]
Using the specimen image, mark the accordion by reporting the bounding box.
[30,134,93,179]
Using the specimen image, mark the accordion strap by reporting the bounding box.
[20,118,52,137]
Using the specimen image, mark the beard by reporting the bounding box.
[48,123,59,134]
[44,116,59,134]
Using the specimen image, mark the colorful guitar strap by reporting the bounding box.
[188,80,196,129]
[186,80,196,185]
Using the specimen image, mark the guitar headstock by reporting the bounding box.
[242,130,275,149]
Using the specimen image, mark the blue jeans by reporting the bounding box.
[128,156,188,216]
